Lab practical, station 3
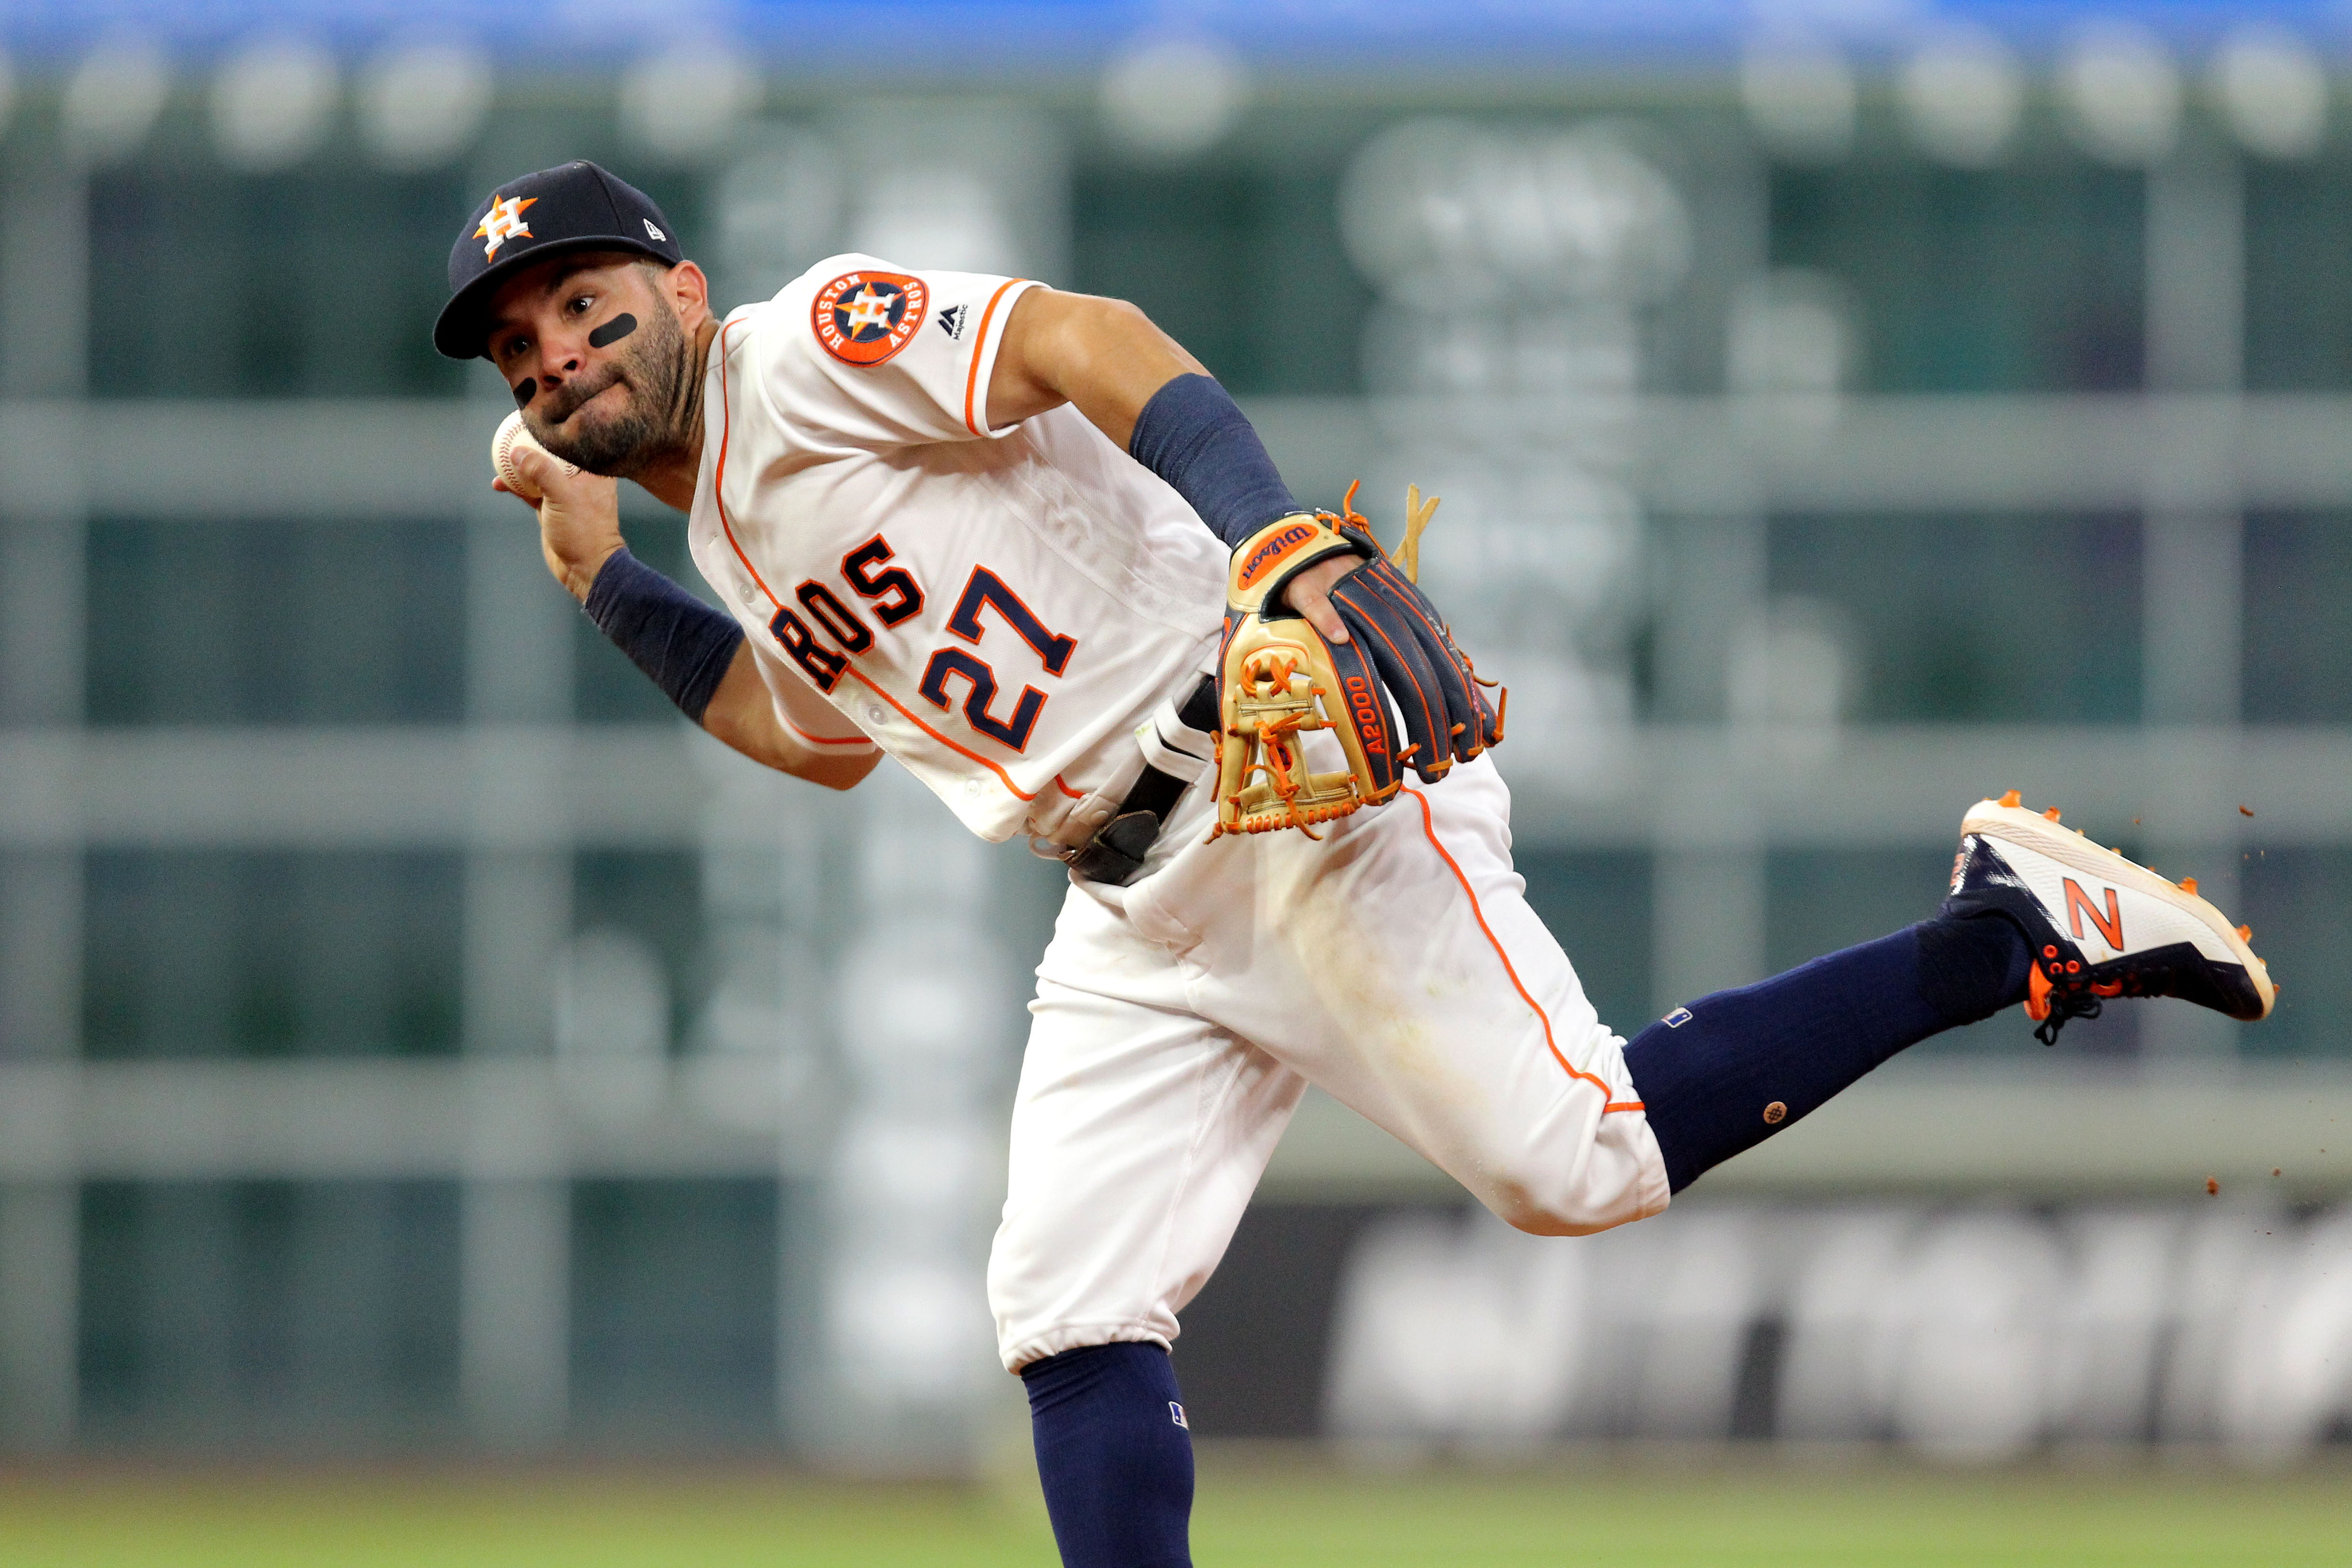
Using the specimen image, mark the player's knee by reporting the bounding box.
[1479,1175,1638,1239]
[1479,1174,1574,1236]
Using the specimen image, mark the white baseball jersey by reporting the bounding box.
[677,252,1669,1379]
[685,254,1227,845]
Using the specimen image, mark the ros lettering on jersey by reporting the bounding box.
[768,605,848,690]
[764,539,1081,753]
[842,536,924,626]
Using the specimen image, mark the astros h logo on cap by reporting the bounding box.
[475,195,539,261]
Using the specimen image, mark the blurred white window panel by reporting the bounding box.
[211,36,339,173]
[2048,1208,2180,1440]
[715,129,845,304]
[1889,1213,2066,1460]
[1728,595,1853,734]
[1727,268,1858,398]
[1727,269,1860,449]
[1741,36,1857,163]
[2059,19,2182,166]
[830,1114,996,1223]
[1341,119,1690,305]
[1323,1209,1591,1447]
[1405,477,1644,628]
[1099,35,1248,158]
[1360,301,1640,397]
[847,165,1017,278]
[2215,1208,2352,1453]
[1899,26,2023,168]
[552,926,670,1122]
[619,42,760,162]
[835,919,1002,1104]
[827,1256,994,1400]
[2212,23,2328,161]
[1625,1209,1765,1440]
[356,40,494,171]
[61,34,172,168]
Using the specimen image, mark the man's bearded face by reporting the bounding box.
[528,284,694,478]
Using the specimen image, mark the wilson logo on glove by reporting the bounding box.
[1235,523,1322,593]
[1209,482,1506,841]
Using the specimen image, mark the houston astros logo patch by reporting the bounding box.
[814,271,928,366]
[475,195,538,261]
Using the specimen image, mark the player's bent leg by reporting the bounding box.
[1625,791,2276,1192]
[1622,918,2025,1191]
[1136,755,1670,1240]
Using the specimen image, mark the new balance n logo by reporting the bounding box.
[2064,878,2124,950]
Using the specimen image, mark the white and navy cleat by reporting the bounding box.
[1945,791,2275,1045]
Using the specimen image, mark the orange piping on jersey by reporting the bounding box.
[784,717,877,748]
[1401,785,1644,1115]
[712,318,788,616]
[840,664,1038,802]
[1054,775,1084,799]
[711,316,1033,806]
[962,279,1029,437]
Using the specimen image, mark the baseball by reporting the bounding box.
[491,410,578,500]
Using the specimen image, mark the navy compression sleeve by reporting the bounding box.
[1127,373,1301,548]
[582,548,744,724]
[1623,915,2030,1192]
[1023,1343,1194,1568]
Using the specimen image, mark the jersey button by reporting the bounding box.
[865,704,887,726]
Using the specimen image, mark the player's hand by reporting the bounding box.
[496,445,625,602]
[1279,552,1363,645]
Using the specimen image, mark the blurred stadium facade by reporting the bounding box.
[1,0,2352,1468]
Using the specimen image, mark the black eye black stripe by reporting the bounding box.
[589,313,638,349]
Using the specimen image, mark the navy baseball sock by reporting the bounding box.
[1021,1342,1194,1568]
[1624,915,2030,1192]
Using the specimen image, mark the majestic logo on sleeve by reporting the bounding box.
[813,271,929,366]
[475,195,539,260]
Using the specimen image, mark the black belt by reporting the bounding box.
[1067,675,1220,887]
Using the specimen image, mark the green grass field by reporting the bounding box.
[0,1451,2345,1568]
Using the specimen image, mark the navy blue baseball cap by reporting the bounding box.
[434,160,686,360]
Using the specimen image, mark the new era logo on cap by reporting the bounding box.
[434,161,687,360]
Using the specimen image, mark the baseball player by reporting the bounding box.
[437,162,2272,1566]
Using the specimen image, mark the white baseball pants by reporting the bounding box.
[987,753,1671,1373]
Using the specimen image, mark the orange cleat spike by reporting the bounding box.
[1999,790,2022,808]
[2043,807,2062,821]
[2237,924,2253,942]
[2024,962,2054,1021]
[2179,877,2197,895]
